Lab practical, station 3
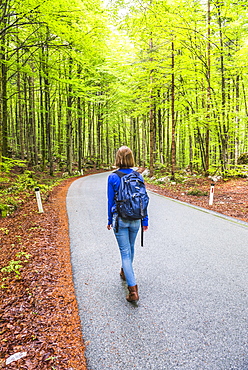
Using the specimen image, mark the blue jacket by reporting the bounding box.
[107,168,149,226]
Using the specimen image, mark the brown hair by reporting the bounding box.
[115,146,135,168]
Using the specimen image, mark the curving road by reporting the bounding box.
[66,172,248,370]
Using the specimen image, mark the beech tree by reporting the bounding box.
[1,0,248,176]
[108,0,248,174]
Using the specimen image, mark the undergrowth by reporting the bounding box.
[0,158,67,217]
[1,252,32,288]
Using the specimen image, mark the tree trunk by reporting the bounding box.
[157,90,164,164]
[82,99,86,160]
[242,81,248,153]
[149,36,155,177]
[39,70,46,171]
[44,74,53,175]
[17,53,25,160]
[142,115,147,167]
[234,74,240,165]
[0,46,3,164]
[96,92,103,166]
[217,2,228,172]
[66,56,73,175]
[43,34,53,175]
[171,41,176,179]
[166,91,170,167]
[57,62,63,169]
[1,42,8,157]
[28,74,38,165]
[205,0,211,175]
[77,95,82,171]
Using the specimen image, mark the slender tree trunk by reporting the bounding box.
[87,101,91,158]
[0,0,9,162]
[28,74,38,165]
[205,0,211,175]
[28,76,33,164]
[0,6,2,164]
[1,41,8,157]
[66,56,73,175]
[23,76,30,161]
[171,41,176,179]
[43,34,53,175]
[82,99,86,159]
[77,97,82,171]
[217,2,228,172]
[100,102,104,164]
[0,46,3,163]
[166,91,170,167]
[77,65,82,171]
[57,61,63,168]
[235,74,240,164]
[17,55,25,160]
[44,74,53,175]
[157,90,164,164]
[91,104,95,161]
[57,94,63,167]
[39,69,46,170]
[105,104,110,165]
[142,115,147,167]
[136,117,141,166]
[132,117,137,160]
[242,81,248,152]
[96,91,103,165]
[149,36,155,177]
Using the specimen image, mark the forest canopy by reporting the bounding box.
[1,0,248,177]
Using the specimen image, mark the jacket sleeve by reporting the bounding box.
[107,173,120,225]
[141,215,149,227]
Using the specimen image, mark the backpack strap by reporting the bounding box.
[114,170,126,178]
[113,171,125,204]
[114,170,140,178]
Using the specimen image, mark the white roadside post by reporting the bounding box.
[209,183,215,206]
[35,187,44,213]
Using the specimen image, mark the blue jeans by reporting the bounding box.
[114,217,140,287]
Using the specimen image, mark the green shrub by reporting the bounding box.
[223,166,248,178]
[1,252,32,287]
[0,157,26,173]
[187,189,208,196]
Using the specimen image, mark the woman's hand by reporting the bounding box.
[107,225,112,230]
[143,226,148,231]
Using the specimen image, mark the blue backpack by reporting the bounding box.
[114,170,149,220]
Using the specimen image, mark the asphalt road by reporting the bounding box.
[66,172,248,370]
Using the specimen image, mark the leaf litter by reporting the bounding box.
[0,177,87,369]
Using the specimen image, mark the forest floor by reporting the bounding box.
[146,175,248,224]
[0,171,248,369]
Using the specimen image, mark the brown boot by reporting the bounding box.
[120,268,126,281]
[126,285,139,302]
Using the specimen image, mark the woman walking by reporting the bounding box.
[107,146,149,302]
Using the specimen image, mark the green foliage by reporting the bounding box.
[16,251,32,261]
[0,227,9,235]
[0,203,10,217]
[1,0,248,178]
[154,164,169,176]
[223,166,248,179]
[13,171,37,191]
[0,168,65,218]
[237,153,248,165]
[0,157,27,174]
[187,189,208,196]
[1,252,32,287]
[1,260,23,278]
